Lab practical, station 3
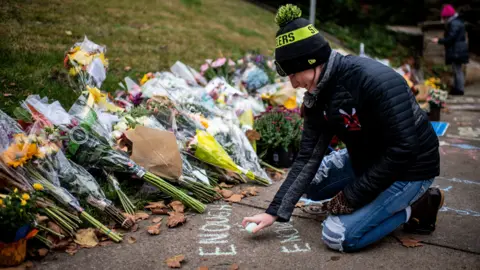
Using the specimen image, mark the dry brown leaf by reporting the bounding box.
[198,267,209,270]
[53,239,72,250]
[219,182,234,188]
[135,211,150,221]
[214,186,221,193]
[169,201,185,213]
[98,240,114,247]
[36,215,48,224]
[74,228,99,248]
[147,223,162,235]
[152,217,163,223]
[399,237,423,248]
[230,263,239,270]
[295,201,305,208]
[219,189,234,199]
[330,256,341,261]
[128,236,137,244]
[225,194,244,203]
[48,221,64,235]
[243,187,258,196]
[37,248,49,257]
[167,212,186,228]
[165,254,185,268]
[245,130,261,141]
[145,201,167,209]
[152,208,170,215]
[65,243,78,256]
[131,223,139,232]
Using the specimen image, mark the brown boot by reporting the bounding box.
[403,187,445,234]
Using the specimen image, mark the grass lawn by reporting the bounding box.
[0,0,279,114]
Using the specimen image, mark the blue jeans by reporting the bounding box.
[306,149,434,252]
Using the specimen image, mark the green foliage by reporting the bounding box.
[254,107,303,155]
[275,4,302,27]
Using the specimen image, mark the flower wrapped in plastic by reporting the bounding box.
[64,36,108,92]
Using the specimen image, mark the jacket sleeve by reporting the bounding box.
[343,73,419,209]
[266,107,332,222]
[439,21,461,46]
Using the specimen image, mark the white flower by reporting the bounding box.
[114,121,128,132]
[112,130,123,139]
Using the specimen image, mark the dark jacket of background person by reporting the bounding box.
[439,16,469,65]
[266,54,440,222]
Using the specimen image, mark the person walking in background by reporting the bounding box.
[432,4,469,96]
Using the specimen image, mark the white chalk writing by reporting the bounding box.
[273,221,311,253]
[197,204,237,256]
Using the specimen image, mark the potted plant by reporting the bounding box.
[254,106,303,168]
[0,188,40,267]
[427,88,448,121]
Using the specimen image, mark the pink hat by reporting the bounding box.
[441,4,456,18]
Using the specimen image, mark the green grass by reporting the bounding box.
[0,0,278,114]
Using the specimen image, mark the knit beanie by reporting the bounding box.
[441,4,456,18]
[274,4,331,77]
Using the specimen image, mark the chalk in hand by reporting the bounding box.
[245,222,257,233]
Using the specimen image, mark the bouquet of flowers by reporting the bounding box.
[200,58,236,84]
[427,89,448,109]
[146,97,270,185]
[64,36,108,92]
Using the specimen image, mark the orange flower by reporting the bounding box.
[2,144,29,167]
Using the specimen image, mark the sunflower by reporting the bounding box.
[2,145,29,167]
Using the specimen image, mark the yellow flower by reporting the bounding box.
[14,188,18,193]
[33,183,44,191]
[0,199,3,206]
[22,193,30,200]
[20,199,27,206]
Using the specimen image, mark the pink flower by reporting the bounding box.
[212,58,226,68]
[200,63,209,73]
[228,59,235,66]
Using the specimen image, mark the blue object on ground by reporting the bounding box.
[431,121,449,136]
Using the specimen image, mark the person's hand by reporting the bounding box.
[242,213,277,233]
[322,191,354,215]
[431,37,439,44]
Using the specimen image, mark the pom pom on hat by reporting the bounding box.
[275,4,302,27]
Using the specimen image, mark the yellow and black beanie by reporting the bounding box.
[274,4,331,77]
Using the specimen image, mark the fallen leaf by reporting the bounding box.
[167,212,186,228]
[214,186,222,193]
[330,256,341,261]
[131,223,139,232]
[135,211,150,221]
[124,213,136,223]
[152,217,163,223]
[128,236,137,244]
[98,240,114,247]
[198,267,209,270]
[37,248,49,257]
[145,201,167,209]
[147,223,162,235]
[124,66,132,71]
[65,243,78,256]
[295,201,305,208]
[53,239,72,250]
[65,30,72,35]
[243,187,258,196]
[48,221,65,235]
[3,93,12,97]
[219,182,233,188]
[152,208,170,215]
[399,237,423,248]
[165,254,185,268]
[219,189,234,199]
[74,228,99,248]
[169,200,185,213]
[225,194,244,203]
[245,129,261,141]
[36,215,48,223]
[230,263,239,270]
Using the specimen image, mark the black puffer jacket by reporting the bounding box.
[266,54,440,222]
[439,16,469,65]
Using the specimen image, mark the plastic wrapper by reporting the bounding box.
[64,36,108,91]
[170,61,207,86]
